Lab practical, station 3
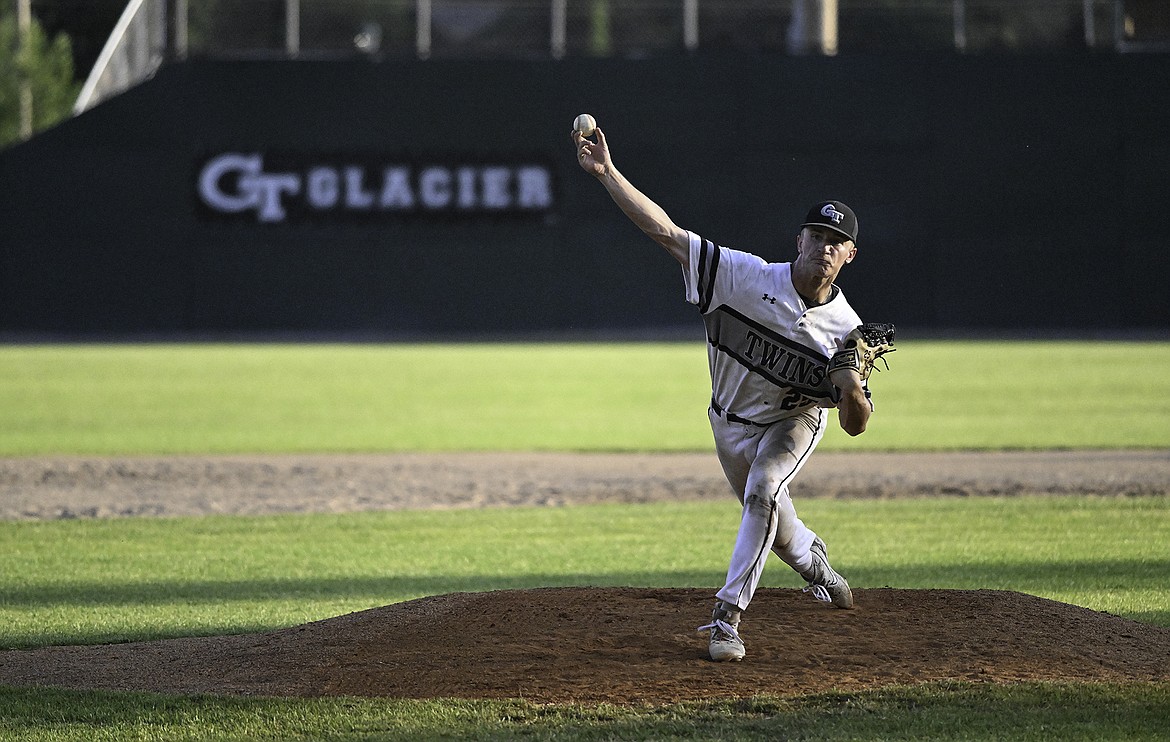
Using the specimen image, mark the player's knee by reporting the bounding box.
[745,475,787,503]
[743,490,775,518]
[770,523,799,557]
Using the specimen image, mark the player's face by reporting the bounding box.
[796,227,856,279]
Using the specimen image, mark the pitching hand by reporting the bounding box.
[573,127,610,176]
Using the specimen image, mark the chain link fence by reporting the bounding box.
[74,0,1169,112]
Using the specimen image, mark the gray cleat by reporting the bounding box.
[801,537,854,609]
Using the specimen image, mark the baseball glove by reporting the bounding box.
[828,323,896,381]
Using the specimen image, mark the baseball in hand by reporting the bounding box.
[573,113,597,138]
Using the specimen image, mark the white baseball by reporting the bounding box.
[573,113,597,138]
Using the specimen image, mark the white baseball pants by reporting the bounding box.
[708,405,828,611]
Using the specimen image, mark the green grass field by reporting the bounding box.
[1,341,1168,740]
[2,341,1169,454]
[3,495,1167,650]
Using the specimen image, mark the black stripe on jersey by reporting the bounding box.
[697,237,720,314]
[704,305,833,399]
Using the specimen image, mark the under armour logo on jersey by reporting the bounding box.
[762,294,777,304]
[820,203,845,224]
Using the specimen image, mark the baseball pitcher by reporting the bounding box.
[573,123,894,662]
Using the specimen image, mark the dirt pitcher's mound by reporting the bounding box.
[2,587,1168,704]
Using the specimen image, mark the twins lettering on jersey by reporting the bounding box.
[705,307,832,401]
[744,331,828,390]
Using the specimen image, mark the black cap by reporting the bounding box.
[801,201,858,244]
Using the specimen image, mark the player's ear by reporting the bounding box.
[845,244,857,263]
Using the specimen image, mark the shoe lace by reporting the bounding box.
[803,584,832,603]
[697,618,742,643]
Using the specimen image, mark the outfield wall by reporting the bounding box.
[1,55,1167,337]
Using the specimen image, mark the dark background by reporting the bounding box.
[1,54,1168,339]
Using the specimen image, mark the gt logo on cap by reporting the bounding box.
[820,203,845,224]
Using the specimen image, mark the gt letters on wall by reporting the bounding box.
[197,152,556,223]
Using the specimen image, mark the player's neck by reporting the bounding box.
[790,268,835,307]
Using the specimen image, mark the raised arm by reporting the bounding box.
[573,127,690,268]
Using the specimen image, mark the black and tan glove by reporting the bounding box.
[828,323,896,382]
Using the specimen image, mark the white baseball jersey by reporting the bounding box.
[682,231,862,425]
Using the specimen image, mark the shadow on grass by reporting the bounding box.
[1,681,1169,740]
[2,558,1167,647]
[5,558,1166,608]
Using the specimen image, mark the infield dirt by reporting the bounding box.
[1,450,1168,703]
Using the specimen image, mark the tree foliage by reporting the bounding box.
[0,8,78,148]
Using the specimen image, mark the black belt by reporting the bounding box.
[710,398,769,427]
